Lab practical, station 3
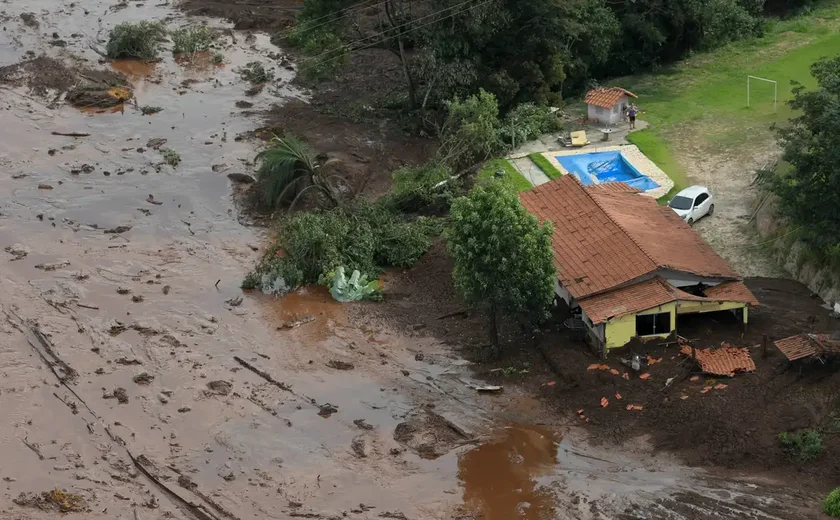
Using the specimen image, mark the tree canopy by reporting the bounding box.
[772,56,840,264]
[445,182,556,350]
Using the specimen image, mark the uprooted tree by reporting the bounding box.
[445,182,555,351]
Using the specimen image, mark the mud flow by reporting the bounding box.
[0,1,825,520]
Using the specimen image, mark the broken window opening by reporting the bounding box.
[636,312,671,336]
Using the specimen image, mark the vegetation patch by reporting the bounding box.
[255,135,344,210]
[160,148,181,168]
[171,25,214,54]
[779,429,824,462]
[478,159,532,192]
[825,487,840,518]
[243,201,437,295]
[527,153,563,180]
[105,21,167,60]
[239,62,274,84]
[140,105,163,115]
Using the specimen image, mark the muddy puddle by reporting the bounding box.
[0,1,825,519]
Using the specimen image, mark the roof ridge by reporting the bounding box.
[574,178,660,274]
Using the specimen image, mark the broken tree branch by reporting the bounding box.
[51,131,91,137]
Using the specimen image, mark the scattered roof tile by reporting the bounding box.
[774,333,840,361]
[584,87,637,109]
[680,345,756,376]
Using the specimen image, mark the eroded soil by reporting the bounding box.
[0,0,835,519]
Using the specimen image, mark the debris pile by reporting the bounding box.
[774,333,840,362]
[680,344,755,376]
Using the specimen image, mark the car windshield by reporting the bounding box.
[669,196,693,210]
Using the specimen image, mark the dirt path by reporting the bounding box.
[668,123,786,278]
[0,1,828,519]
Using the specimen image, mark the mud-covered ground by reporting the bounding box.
[0,0,836,519]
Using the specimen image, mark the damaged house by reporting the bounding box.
[520,175,759,354]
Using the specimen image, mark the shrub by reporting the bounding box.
[255,135,343,209]
[825,487,840,518]
[160,148,181,167]
[244,201,435,294]
[211,52,225,64]
[106,21,167,60]
[779,429,824,462]
[498,103,562,147]
[239,62,274,84]
[140,105,163,115]
[171,26,214,54]
[382,162,457,214]
[437,89,505,168]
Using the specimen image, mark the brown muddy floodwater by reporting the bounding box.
[458,425,558,519]
[0,1,827,519]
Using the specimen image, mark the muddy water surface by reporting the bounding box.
[0,1,827,520]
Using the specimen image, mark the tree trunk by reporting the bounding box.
[397,36,417,110]
[489,300,499,352]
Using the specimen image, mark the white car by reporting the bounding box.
[668,186,714,225]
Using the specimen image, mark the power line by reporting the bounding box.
[299,0,495,70]
[289,0,387,36]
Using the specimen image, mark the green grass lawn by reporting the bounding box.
[478,158,533,192]
[606,3,840,197]
[527,153,563,179]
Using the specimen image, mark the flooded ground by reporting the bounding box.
[0,1,827,519]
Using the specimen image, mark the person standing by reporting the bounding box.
[628,104,638,129]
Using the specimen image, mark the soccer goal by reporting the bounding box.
[746,75,777,112]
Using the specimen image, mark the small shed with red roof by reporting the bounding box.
[584,87,637,125]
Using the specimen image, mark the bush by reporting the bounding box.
[160,148,181,167]
[243,201,436,294]
[498,103,562,147]
[825,487,840,518]
[106,21,167,60]
[239,62,274,84]
[382,162,457,214]
[779,429,824,462]
[171,26,214,54]
[438,89,505,168]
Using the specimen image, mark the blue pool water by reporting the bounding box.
[555,151,660,191]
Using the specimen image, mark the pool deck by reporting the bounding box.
[539,145,673,199]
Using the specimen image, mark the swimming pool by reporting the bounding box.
[555,151,660,191]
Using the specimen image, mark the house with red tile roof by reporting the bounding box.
[584,87,637,125]
[520,176,759,354]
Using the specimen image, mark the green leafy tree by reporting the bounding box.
[437,89,505,168]
[419,0,620,109]
[445,182,555,350]
[772,56,840,265]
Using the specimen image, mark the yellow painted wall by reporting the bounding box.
[603,300,749,349]
[605,303,676,349]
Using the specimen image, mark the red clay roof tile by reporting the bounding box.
[584,87,637,109]
[680,345,756,376]
[520,175,742,300]
[774,334,840,361]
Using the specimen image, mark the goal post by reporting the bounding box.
[747,75,777,112]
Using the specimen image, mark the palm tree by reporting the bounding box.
[255,135,344,209]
